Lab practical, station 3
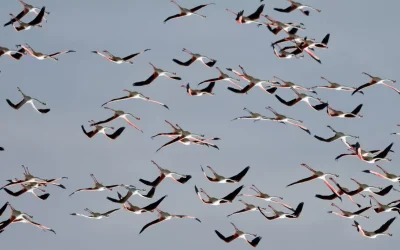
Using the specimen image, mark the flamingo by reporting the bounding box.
[91,49,150,64]
[90,107,143,133]
[101,89,168,109]
[173,48,216,67]
[4,0,50,27]
[6,87,50,114]
[352,217,396,238]
[139,160,191,187]
[81,121,126,140]
[139,209,201,234]
[9,6,46,32]
[274,0,321,16]
[164,1,215,23]
[352,72,398,95]
[214,222,262,248]
[226,4,265,25]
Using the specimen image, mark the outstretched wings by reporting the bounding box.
[228,166,250,182]
[247,4,265,20]
[28,6,46,26]
[4,8,29,27]
[139,217,166,234]
[221,185,244,202]
[374,217,396,234]
[215,230,239,243]
[133,73,158,86]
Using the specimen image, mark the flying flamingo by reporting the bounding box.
[164,1,215,23]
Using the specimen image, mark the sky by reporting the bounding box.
[1,0,400,249]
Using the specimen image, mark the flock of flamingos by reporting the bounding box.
[1,0,400,247]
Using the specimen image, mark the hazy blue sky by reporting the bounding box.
[1,0,400,249]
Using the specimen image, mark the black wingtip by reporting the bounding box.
[38,109,50,114]
[39,193,50,200]
[107,196,123,203]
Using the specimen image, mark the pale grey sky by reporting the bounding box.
[1,0,399,249]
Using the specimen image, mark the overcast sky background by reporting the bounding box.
[1,0,400,249]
